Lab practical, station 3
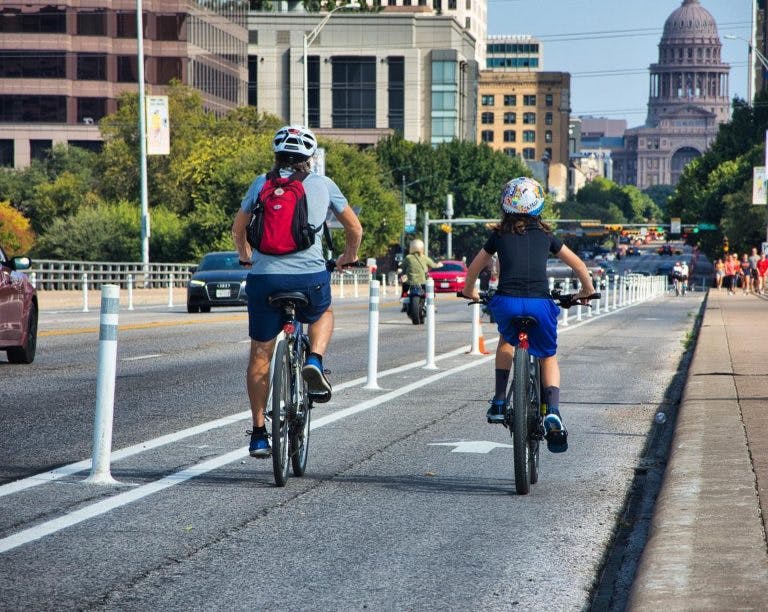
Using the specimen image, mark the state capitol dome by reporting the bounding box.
[662,0,719,41]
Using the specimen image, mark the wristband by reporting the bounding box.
[239,259,251,266]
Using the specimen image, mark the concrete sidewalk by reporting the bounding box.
[629,290,768,610]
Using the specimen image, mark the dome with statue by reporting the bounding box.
[662,0,719,42]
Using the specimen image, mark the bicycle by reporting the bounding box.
[459,288,600,495]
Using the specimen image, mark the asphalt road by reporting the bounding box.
[0,284,702,610]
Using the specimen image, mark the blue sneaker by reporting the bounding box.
[544,410,568,453]
[486,398,508,424]
[302,355,332,403]
[248,429,271,458]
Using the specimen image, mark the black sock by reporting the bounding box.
[252,425,266,434]
[544,386,560,413]
[495,369,510,400]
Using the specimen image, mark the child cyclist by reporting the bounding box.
[461,176,597,453]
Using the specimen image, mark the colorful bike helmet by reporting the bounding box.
[500,176,546,216]
[272,125,317,158]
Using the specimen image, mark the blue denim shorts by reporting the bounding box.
[488,295,560,358]
[245,271,331,341]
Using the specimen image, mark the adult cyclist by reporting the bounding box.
[461,176,596,453]
[232,125,363,458]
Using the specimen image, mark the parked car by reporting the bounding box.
[428,260,467,293]
[0,245,38,363]
[186,251,249,313]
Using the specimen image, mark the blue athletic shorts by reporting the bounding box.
[488,295,560,358]
[245,271,331,341]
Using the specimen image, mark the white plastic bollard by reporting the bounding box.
[363,280,381,390]
[424,278,437,370]
[612,274,618,310]
[167,273,174,307]
[353,272,359,298]
[575,280,583,322]
[84,284,121,485]
[469,279,483,355]
[338,271,345,298]
[29,271,36,289]
[127,274,134,311]
[82,273,89,312]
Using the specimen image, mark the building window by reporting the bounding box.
[523,94,536,106]
[117,56,138,82]
[0,140,13,167]
[68,140,103,154]
[77,10,106,36]
[248,56,258,107]
[448,0,457,8]
[431,59,458,144]
[523,130,536,142]
[331,56,376,129]
[545,130,552,143]
[388,56,405,134]
[503,112,516,124]
[1,5,66,33]
[481,94,495,106]
[503,94,516,106]
[77,98,107,123]
[116,12,138,38]
[0,95,66,122]
[503,147,516,157]
[503,130,516,142]
[545,112,553,125]
[481,112,494,124]
[77,54,107,80]
[30,140,53,162]
[481,130,494,143]
[307,55,320,127]
[522,147,536,160]
[156,14,185,41]
[156,57,183,85]
[545,94,553,107]
[523,112,536,124]
[465,17,470,29]
[0,51,65,78]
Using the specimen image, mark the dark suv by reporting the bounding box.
[0,245,38,363]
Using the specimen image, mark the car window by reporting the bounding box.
[198,253,240,271]
[439,263,465,271]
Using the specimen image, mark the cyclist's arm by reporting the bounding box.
[231,209,252,265]
[556,245,596,297]
[333,205,363,269]
[462,248,493,299]
[427,257,443,269]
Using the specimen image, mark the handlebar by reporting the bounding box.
[325,259,369,273]
[456,289,601,309]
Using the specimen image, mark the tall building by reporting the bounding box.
[247,11,479,146]
[477,70,571,200]
[485,35,542,71]
[0,1,248,168]
[612,0,730,188]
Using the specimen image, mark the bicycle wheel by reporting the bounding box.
[290,337,311,476]
[528,361,543,486]
[512,348,533,495]
[271,339,291,487]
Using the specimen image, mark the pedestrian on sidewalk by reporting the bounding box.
[714,258,725,290]
[724,253,738,294]
[758,251,768,294]
[739,253,751,294]
[748,247,760,294]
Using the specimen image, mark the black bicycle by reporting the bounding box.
[459,288,600,494]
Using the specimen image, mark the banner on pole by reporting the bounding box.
[670,217,681,234]
[146,96,170,155]
[404,203,417,233]
[753,166,767,205]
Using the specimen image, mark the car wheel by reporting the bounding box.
[200,305,212,313]
[187,303,199,313]
[7,302,38,364]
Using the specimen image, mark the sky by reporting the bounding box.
[486,0,753,128]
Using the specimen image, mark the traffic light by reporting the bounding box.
[440,223,452,233]
[723,236,729,253]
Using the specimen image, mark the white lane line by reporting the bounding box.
[122,354,163,362]
[0,354,494,554]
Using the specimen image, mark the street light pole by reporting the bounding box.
[303,3,360,127]
[136,0,150,278]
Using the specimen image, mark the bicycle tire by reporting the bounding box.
[512,348,532,495]
[407,296,421,324]
[290,337,311,476]
[528,361,542,486]
[271,339,291,487]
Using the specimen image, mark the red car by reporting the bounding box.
[428,260,468,293]
[0,245,38,363]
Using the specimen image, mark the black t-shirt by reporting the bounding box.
[483,225,563,298]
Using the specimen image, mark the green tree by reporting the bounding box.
[0,201,35,254]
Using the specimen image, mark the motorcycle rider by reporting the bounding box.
[400,239,442,312]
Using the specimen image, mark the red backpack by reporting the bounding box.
[246,170,321,255]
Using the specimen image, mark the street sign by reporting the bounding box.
[670,217,681,234]
[697,223,718,230]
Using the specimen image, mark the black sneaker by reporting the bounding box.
[544,411,568,453]
[486,398,507,424]
[248,429,271,458]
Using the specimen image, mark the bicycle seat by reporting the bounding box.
[268,291,309,308]
[510,315,539,330]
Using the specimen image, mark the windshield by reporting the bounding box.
[439,263,465,272]
[197,253,241,271]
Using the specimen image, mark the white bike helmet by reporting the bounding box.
[272,125,317,158]
[500,176,546,216]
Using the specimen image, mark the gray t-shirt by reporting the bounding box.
[240,169,348,275]
[749,254,760,271]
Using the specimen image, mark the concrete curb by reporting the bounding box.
[628,292,768,609]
